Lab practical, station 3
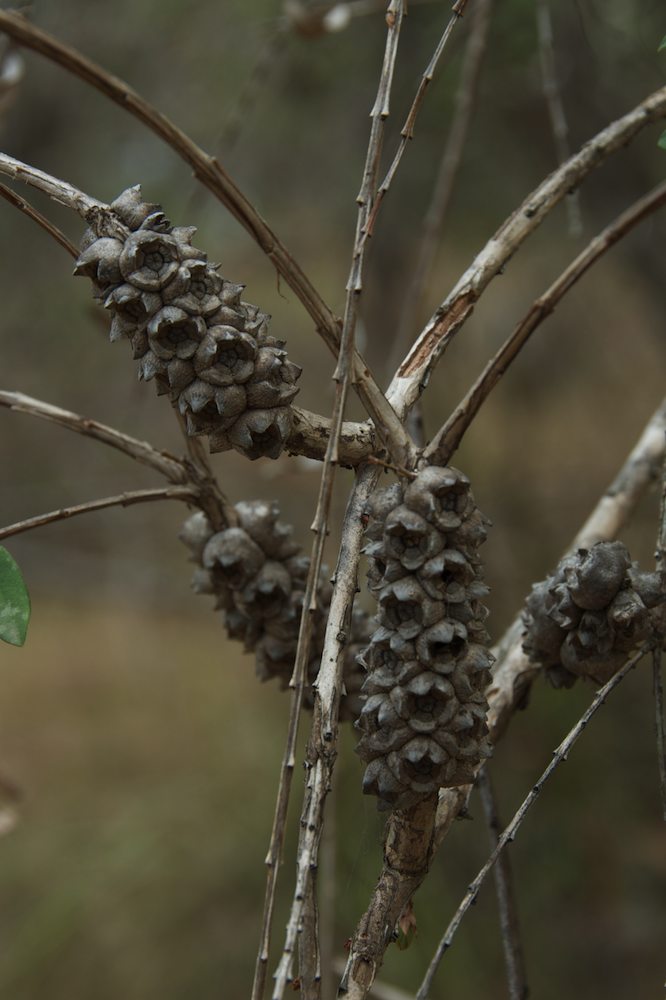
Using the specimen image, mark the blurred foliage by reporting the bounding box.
[0,0,664,997]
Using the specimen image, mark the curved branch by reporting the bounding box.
[386,84,666,420]
[425,180,666,464]
[0,182,78,256]
[0,390,189,483]
[0,12,411,465]
[0,486,197,541]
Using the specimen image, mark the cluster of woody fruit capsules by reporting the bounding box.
[75,188,665,812]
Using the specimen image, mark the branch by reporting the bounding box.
[0,486,197,541]
[273,465,380,1000]
[0,390,189,483]
[386,84,666,420]
[389,0,494,377]
[340,397,666,999]
[0,150,104,220]
[477,768,528,1000]
[0,181,78,256]
[653,446,666,820]
[288,408,374,467]
[535,0,582,238]
[364,0,471,241]
[0,11,411,466]
[416,647,646,999]
[269,10,408,995]
[425,180,666,464]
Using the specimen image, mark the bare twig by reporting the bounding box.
[341,398,666,999]
[653,649,666,822]
[426,180,666,464]
[477,768,528,1000]
[0,150,104,220]
[333,959,416,1000]
[418,647,646,999]
[364,0,471,241]
[389,0,494,377]
[288,408,374,467]
[0,11,411,465]
[0,390,189,483]
[0,486,197,541]
[274,464,380,1000]
[386,84,666,421]
[0,182,77,256]
[269,11,408,996]
[536,0,582,238]
[653,446,666,820]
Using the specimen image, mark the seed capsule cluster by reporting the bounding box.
[180,502,368,720]
[356,467,494,812]
[74,186,301,460]
[522,541,664,687]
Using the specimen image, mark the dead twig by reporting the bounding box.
[389,0,494,378]
[0,390,189,484]
[477,768,528,1000]
[386,85,666,421]
[364,0,471,241]
[0,486,197,541]
[417,647,646,999]
[536,0,582,238]
[268,11,408,996]
[426,180,666,464]
[0,182,77,256]
[653,444,666,820]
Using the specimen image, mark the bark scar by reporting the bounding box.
[398,291,475,378]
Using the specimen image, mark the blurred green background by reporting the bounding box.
[0,1,664,997]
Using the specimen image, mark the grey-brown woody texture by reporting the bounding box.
[357,466,494,811]
[180,501,368,720]
[522,541,665,687]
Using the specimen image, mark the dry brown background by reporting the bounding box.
[0,1,664,997]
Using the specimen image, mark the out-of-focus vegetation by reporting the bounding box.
[0,1,664,997]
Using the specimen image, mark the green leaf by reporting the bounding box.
[0,547,31,646]
[659,129,666,151]
[659,35,666,52]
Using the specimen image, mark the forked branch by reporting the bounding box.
[386,84,666,420]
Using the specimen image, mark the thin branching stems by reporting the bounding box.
[535,0,582,238]
[0,486,197,542]
[0,181,77,256]
[416,646,647,1000]
[476,768,529,1000]
[426,180,666,463]
[389,0,494,378]
[386,84,666,421]
[269,9,407,996]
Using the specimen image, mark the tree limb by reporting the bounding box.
[425,180,666,464]
[386,84,666,421]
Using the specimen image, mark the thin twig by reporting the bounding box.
[0,486,197,541]
[0,11,412,465]
[0,150,104,220]
[653,649,666,822]
[386,84,666,421]
[389,0,493,378]
[274,464,380,1000]
[477,768,528,1000]
[536,0,582,238]
[653,444,666,820]
[0,390,189,483]
[318,766,337,1000]
[425,180,666,463]
[341,398,666,999]
[269,11,407,996]
[364,0,471,241]
[416,647,646,1000]
[0,181,77,255]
